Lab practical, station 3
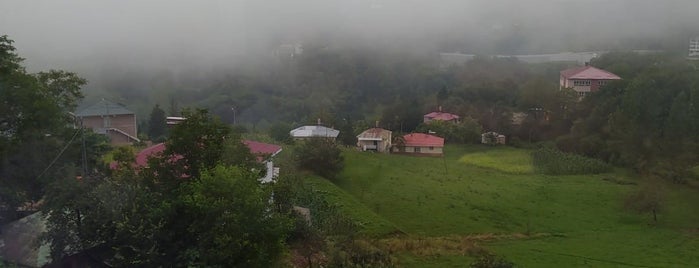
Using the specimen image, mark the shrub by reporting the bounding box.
[532,147,612,175]
[470,253,515,268]
[295,138,344,179]
[415,117,482,144]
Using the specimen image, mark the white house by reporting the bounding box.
[289,125,339,140]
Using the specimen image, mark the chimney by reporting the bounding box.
[375,121,379,128]
[584,62,589,66]
[438,106,442,112]
[317,118,321,125]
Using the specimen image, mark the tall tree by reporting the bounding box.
[0,35,87,217]
[148,104,167,141]
[44,108,291,266]
[164,108,231,178]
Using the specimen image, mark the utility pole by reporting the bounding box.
[231,106,237,125]
[80,117,88,176]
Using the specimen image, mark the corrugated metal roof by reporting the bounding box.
[75,99,134,117]
[424,112,460,121]
[357,128,391,140]
[290,125,340,138]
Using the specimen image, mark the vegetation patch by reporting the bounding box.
[298,176,402,236]
[602,176,637,185]
[459,147,534,174]
[381,233,553,257]
[532,147,612,175]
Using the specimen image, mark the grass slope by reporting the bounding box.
[302,175,401,236]
[333,145,699,267]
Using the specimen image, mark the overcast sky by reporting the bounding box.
[2,0,698,73]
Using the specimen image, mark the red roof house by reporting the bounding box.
[243,140,283,162]
[134,143,169,167]
[560,66,621,97]
[424,107,460,123]
[393,133,445,156]
[112,140,283,182]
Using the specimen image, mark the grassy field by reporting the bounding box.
[323,144,699,267]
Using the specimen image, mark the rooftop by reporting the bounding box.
[75,99,134,117]
[357,128,392,140]
[560,66,621,80]
[424,111,460,121]
[402,133,445,147]
[243,140,283,158]
[130,140,281,167]
[290,125,340,138]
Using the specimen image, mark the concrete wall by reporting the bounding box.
[392,145,443,156]
[81,114,137,145]
[358,140,390,153]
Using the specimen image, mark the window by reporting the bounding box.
[415,147,421,153]
[429,146,434,150]
[598,80,607,86]
[573,80,591,86]
[578,91,587,97]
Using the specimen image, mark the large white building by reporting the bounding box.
[690,37,699,58]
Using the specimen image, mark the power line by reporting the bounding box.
[36,129,81,180]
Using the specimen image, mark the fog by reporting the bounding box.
[2,0,698,84]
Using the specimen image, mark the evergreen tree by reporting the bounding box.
[148,104,167,141]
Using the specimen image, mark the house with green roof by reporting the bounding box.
[75,99,139,145]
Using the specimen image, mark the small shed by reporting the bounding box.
[356,128,392,153]
[481,132,506,145]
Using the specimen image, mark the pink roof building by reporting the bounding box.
[424,107,460,124]
[113,140,282,183]
[243,140,283,162]
[560,66,621,97]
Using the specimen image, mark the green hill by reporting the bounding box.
[325,145,699,267]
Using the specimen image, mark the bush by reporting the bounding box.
[415,117,481,143]
[269,122,294,144]
[295,138,344,179]
[532,147,612,175]
[470,253,515,268]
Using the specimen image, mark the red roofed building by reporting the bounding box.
[134,142,167,167]
[118,140,282,183]
[424,107,460,124]
[243,140,283,162]
[392,133,445,156]
[560,65,621,97]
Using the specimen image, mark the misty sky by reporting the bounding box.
[2,0,698,73]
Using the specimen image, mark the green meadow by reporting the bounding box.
[308,145,699,267]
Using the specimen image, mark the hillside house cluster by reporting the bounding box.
[353,107,461,156]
